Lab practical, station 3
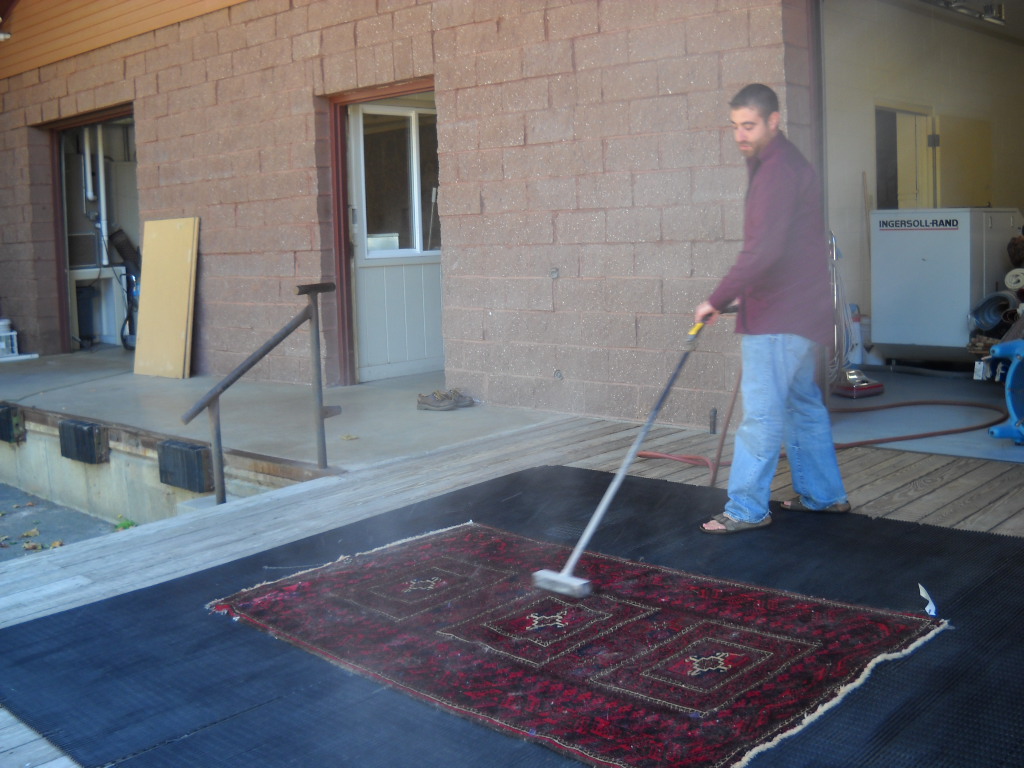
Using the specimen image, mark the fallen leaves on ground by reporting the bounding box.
[20,528,39,538]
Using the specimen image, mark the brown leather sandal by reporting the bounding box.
[700,513,772,534]
[781,497,851,514]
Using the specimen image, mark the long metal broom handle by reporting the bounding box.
[556,321,706,577]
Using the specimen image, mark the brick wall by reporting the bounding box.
[436,0,798,425]
[0,0,436,379]
[0,121,64,353]
[0,0,813,429]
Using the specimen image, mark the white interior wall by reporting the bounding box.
[821,0,1024,317]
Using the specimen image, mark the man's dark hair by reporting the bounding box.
[729,83,779,119]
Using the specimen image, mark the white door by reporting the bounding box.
[348,100,443,382]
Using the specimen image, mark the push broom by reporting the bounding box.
[533,319,710,598]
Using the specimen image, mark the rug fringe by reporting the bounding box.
[350,520,475,558]
[205,521,476,612]
[731,618,952,767]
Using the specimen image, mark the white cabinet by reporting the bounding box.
[870,208,1021,356]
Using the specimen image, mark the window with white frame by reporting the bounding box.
[352,103,440,258]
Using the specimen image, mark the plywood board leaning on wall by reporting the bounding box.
[133,217,200,379]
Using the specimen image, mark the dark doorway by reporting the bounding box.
[875,108,898,210]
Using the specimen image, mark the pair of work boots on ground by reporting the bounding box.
[417,388,475,411]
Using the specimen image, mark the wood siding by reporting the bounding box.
[0,0,249,80]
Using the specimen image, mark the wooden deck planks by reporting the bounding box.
[0,706,77,768]
[950,473,1024,533]
[882,459,1013,525]
[855,454,962,517]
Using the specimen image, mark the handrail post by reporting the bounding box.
[296,282,338,470]
[207,396,226,504]
[182,282,337,503]
[307,288,327,468]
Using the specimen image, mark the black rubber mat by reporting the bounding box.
[1,466,1022,767]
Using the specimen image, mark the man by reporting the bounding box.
[695,83,848,534]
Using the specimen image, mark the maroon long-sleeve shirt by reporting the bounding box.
[707,131,833,347]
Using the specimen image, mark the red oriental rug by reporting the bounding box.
[211,523,945,768]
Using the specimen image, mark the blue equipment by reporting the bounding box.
[989,338,1024,445]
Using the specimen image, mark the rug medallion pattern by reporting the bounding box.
[212,524,944,767]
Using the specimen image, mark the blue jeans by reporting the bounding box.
[725,334,847,523]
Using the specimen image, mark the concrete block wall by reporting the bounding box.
[0,0,437,381]
[0,118,63,353]
[0,0,814,430]
[1,418,216,525]
[0,410,309,524]
[437,0,802,425]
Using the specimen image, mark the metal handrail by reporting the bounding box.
[181,282,339,504]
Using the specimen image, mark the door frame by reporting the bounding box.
[328,76,435,386]
[44,103,134,353]
[873,103,938,210]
